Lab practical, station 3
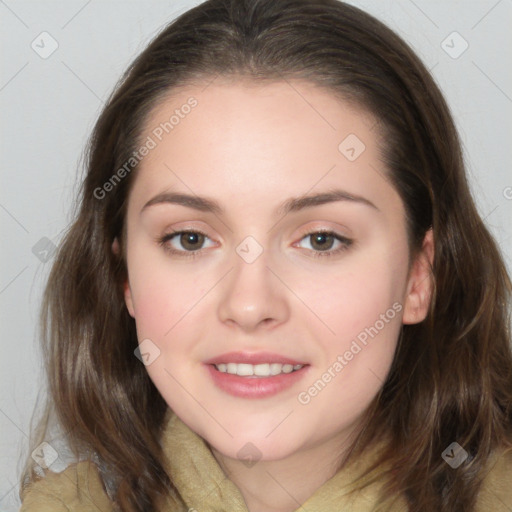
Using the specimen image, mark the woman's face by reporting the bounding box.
[122,79,432,463]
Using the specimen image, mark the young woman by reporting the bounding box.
[19,0,512,511]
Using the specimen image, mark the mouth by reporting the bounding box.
[203,352,310,398]
[213,362,305,377]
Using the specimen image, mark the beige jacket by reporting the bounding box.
[19,410,512,511]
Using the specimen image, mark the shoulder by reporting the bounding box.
[476,446,512,511]
[19,460,114,512]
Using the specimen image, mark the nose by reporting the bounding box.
[216,245,290,333]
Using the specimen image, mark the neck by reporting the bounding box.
[209,431,353,512]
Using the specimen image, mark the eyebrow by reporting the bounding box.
[140,189,379,216]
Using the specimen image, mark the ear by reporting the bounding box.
[123,282,135,318]
[402,229,434,325]
[111,237,121,256]
[112,238,135,318]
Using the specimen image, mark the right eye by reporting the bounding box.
[157,229,216,258]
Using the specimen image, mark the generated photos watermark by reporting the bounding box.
[297,301,403,405]
[94,96,198,200]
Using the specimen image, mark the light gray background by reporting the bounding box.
[1,1,511,510]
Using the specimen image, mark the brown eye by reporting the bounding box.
[179,232,205,251]
[296,230,353,258]
[158,229,215,258]
[309,232,336,251]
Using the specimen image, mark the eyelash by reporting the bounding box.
[157,229,211,260]
[300,230,353,258]
[157,229,353,260]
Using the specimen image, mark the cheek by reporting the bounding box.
[127,251,208,338]
[296,288,402,435]
[127,260,205,405]
[305,248,407,345]
[294,246,406,411]
[129,280,176,338]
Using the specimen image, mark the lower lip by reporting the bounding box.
[205,364,309,399]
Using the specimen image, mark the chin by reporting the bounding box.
[204,423,307,463]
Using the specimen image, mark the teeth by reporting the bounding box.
[254,363,270,376]
[214,362,304,377]
[237,363,254,376]
[269,363,282,376]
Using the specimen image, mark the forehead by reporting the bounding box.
[141,78,377,156]
[129,79,400,218]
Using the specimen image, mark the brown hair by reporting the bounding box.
[19,0,512,510]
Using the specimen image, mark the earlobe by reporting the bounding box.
[402,229,435,325]
[112,237,121,255]
[112,237,135,318]
[124,282,135,318]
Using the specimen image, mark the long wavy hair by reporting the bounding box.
[19,0,512,510]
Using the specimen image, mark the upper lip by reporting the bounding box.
[204,351,307,366]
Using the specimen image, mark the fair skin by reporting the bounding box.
[121,79,433,512]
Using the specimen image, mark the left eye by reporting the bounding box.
[295,231,352,254]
